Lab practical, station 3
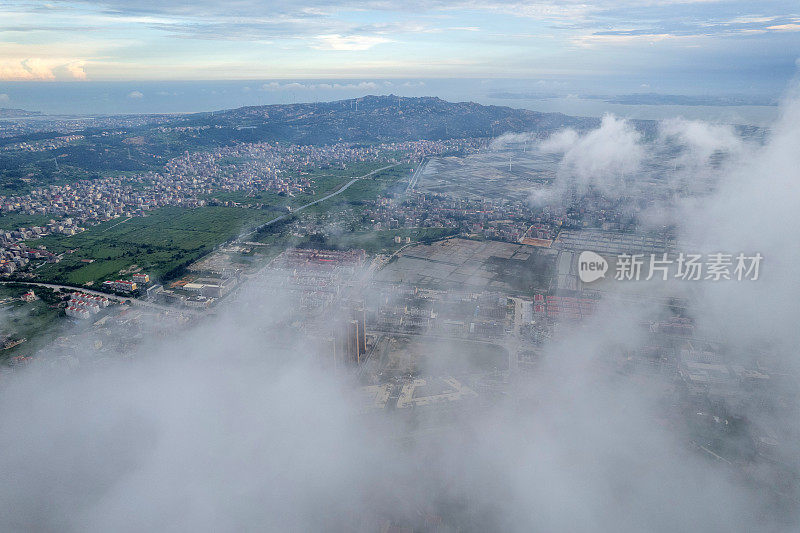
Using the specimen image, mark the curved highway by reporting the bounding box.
[240,163,400,240]
[0,281,199,315]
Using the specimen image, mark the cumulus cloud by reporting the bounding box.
[524,88,800,368]
[0,58,55,81]
[677,92,800,355]
[526,111,757,213]
[540,113,644,194]
[127,90,144,99]
[64,61,87,81]
[0,58,88,81]
[659,118,743,163]
[536,128,579,152]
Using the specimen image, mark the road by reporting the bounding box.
[0,281,199,315]
[5,163,404,316]
[103,216,132,231]
[405,157,427,193]
[239,163,400,241]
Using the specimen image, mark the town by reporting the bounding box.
[0,94,797,532]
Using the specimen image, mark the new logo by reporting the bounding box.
[578,251,608,283]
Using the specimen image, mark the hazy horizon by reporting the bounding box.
[0,78,786,125]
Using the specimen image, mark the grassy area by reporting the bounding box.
[28,207,273,285]
[253,227,456,258]
[0,284,64,363]
[289,161,397,206]
[0,212,53,231]
[204,161,396,209]
[302,164,411,215]
[330,227,457,254]
[251,164,413,247]
[19,162,414,286]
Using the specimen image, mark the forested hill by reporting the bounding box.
[0,95,600,189]
[190,95,595,144]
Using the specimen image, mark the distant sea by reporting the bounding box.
[0,79,780,126]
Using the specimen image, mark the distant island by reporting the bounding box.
[0,108,43,118]
[601,93,777,107]
[489,92,777,107]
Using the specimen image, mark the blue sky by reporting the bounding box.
[0,0,798,91]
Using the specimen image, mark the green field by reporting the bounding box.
[301,164,411,215]
[327,227,458,254]
[29,207,272,285]
[204,161,398,209]
[0,284,64,363]
[0,212,53,231]
[251,163,412,245]
[18,161,415,286]
[253,226,455,257]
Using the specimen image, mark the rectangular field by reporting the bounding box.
[29,207,271,285]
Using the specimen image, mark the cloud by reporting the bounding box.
[572,32,687,47]
[0,58,88,81]
[766,23,800,31]
[530,112,755,210]
[537,128,579,152]
[127,90,144,99]
[0,93,9,104]
[0,276,767,530]
[659,117,743,163]
[64,61,87,80]
[312,34,391,51]
[0,247,796,531]
[259,81,380,91]
[678,91,800,353]
[539,113,644,194]
[0,58,56,81]
[0,0,797,81]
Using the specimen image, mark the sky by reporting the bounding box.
[0,0,798,92]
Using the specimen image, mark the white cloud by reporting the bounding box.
[540,114,644,194]
[0,58,56,81]
[127,90,144,99]
[260,81,380,91]
[0,58,88,81]
[572,32,688,48]
[659,118,742,163]
[674,91,800,356]
[0,93,9,104]
[64,61,87,80]
[538,128,580,152]
[766,23,800,32]
[312,34,391,51]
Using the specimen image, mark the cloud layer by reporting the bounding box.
[1,0,797,82]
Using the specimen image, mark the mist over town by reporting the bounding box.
[1,1,800,531]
